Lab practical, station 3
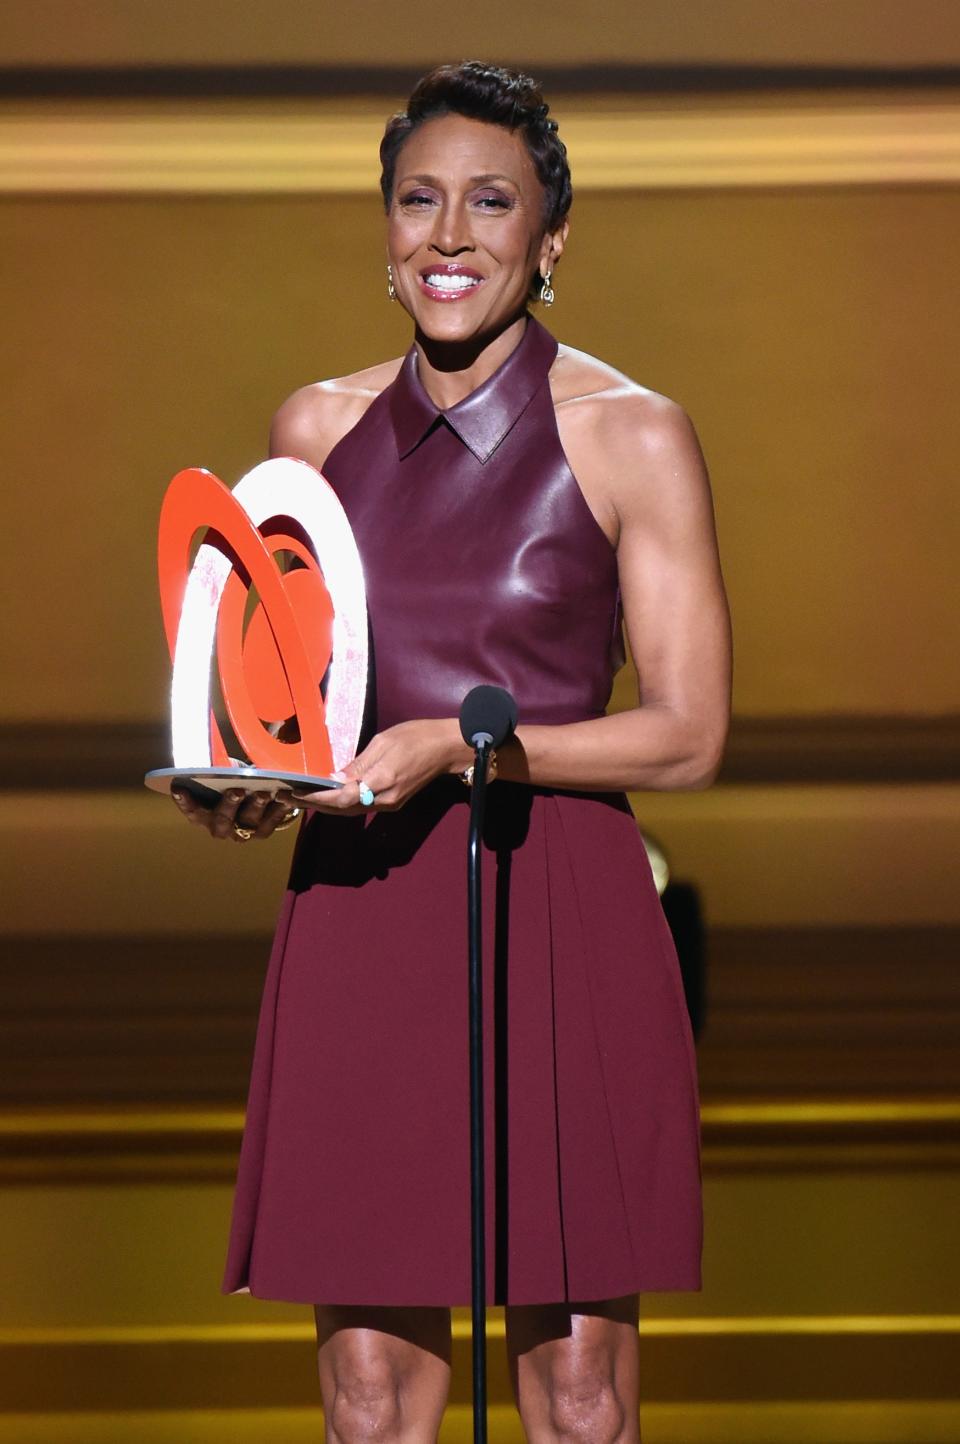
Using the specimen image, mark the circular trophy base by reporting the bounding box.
[145,766,342,805]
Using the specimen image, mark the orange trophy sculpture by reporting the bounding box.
[144,458,367,801]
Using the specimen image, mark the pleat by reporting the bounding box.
[553,795,703,1292]
[488,801,567,1303]
[544,797,640,1299]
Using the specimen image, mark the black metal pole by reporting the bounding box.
[466,738,491,1444]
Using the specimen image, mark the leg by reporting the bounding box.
[505,1295,641,1444]
[314,1304,452,1444]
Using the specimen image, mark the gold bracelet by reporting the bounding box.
[460,750,498,787]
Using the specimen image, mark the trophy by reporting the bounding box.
[144,457,367,803]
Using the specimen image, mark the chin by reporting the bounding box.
[414,303,523,345]
[415,308,485,340]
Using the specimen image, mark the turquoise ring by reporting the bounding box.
[359,783,375,808]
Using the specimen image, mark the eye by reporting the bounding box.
[472,190,513,211]
[398,190,436,208]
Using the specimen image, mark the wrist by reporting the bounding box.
[437,717,475,776]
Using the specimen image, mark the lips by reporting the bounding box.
[417,264,485,302]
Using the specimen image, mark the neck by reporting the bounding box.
[413,312,529,409]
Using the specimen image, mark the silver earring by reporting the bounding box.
[386,264,397,301]
[540,269,555,307]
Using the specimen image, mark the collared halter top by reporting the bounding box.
[322,314,620,734]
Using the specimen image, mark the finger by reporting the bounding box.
[171,788,215,828]
[171,788,198,820]
[255,798,297,838]
[210,789,246,839]
[354,762,397,808]
[234,791,272,828]
[295,779,363,810]
[343,735,387,782]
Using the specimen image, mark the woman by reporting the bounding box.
[174,61,730,1444]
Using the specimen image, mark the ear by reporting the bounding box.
[539,218,569,276]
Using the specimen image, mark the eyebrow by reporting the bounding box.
[397,172,519,188]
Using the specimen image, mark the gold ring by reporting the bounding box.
[233,824,255,841]
[273,807,302,833]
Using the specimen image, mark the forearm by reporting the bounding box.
[381,698,727,802]
[440,706,727,794]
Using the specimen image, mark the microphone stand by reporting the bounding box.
[466,731,493,1444]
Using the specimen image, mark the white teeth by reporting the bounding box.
[424,273,480,291]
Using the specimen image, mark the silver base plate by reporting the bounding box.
[144,765,342,803]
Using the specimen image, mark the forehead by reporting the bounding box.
[393,112,542,191]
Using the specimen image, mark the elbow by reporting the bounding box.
[678,754,722,790]
[659,720,728,792]
[682,723,728,790]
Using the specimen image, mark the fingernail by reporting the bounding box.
[332,770,348,782]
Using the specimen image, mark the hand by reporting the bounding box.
[171,786,298,842]
[295,719,470,815]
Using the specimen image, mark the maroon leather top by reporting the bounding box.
[322,314,620,732]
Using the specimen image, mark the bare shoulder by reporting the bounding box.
[551,342,710,533]
[269,356,404,470]
[552,342,694,446]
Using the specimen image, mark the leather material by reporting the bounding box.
[322,314,620,733]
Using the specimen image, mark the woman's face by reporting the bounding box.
[386,112,566,345]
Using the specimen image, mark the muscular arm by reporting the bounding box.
[496,392,731,792]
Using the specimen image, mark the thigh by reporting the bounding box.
[505,1295,641,1443]
[314,1305,452,1443]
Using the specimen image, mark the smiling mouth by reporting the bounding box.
[417,267,484,301]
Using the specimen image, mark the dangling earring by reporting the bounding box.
[386,264,397,302]
[540,269,555,307]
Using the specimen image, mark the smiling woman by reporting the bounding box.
[385,111,566,362]
[173,60,731,1444]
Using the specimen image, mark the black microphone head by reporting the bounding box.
[459,685,518,750]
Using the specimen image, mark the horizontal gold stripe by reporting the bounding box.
[2,1313,958,1348]
[1,98,958,194]
[2,1097,958,1140]
[703,1099,960,1128]
[0,1107,245,1138]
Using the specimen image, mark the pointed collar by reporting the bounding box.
[389,315,559,463]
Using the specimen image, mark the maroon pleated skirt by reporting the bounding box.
[221,778,702,1306]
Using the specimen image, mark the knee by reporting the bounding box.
[328,1358,404,1443]
[545,1359,626,1444]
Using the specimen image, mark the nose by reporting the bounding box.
[429,199,473,257]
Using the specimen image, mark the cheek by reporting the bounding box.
[387,213,425,258]
[493,220,544,272]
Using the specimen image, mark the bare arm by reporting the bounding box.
[494,392,731,791]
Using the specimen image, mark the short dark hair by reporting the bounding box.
[379,61,572,234]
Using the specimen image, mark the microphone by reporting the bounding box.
[459,685,518,751]
[458,683,518,1442]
